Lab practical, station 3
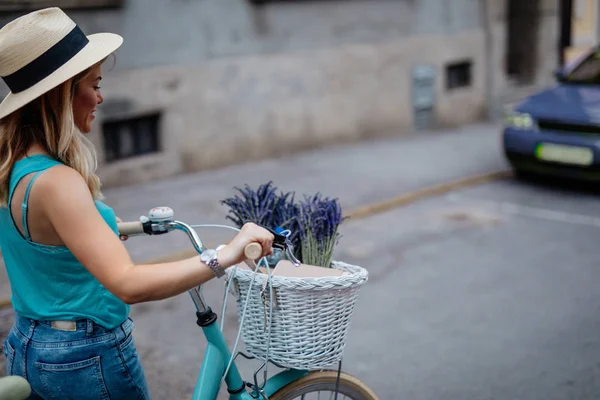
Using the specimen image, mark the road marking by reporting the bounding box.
[447,194,600,229]
[345,170,513,219]
[0,169,512,310]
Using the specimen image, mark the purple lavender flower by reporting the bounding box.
[297,193,345,267]
[220,181,303,259]
[221,183,346,267]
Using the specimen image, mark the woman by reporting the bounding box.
[0,7,274,399]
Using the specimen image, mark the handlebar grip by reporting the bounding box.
[118,221,145,236]
[244,243,263,260]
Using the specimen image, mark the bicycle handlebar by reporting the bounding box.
[118,221,145,236]
[116,207,275,264]
[243,242,264,261]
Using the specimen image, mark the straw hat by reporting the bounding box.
[0,7,123,120]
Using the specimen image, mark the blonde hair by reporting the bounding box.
[0,64,103,207]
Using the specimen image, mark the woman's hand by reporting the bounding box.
[116,217,128,241]
[218,222,274,268]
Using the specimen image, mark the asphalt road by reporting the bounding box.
[336,177,600,400]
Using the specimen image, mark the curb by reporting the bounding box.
[345,169,513,219]
[0,169,512,310]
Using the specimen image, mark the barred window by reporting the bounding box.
[446,61,472,90]
[102,113,161,163]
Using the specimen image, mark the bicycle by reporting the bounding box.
[117,206,378,400]
[0,206,377,400]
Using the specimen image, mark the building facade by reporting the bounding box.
[0,0,560,187]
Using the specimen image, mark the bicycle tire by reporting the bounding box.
[270,370,378,400]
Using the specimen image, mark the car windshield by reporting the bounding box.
[565,49,600,84]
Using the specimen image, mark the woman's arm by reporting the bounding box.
[38,166,274,304]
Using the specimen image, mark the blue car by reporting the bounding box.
[503,47,600,181]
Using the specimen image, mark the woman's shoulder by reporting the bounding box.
[36,163,86,187]
[11,154,61,179]
[34,164,91,201]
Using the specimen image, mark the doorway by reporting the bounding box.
[506,0,541,83]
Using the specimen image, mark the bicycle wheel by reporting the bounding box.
[270,370,378,400]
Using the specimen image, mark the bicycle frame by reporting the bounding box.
[189,286,308,399]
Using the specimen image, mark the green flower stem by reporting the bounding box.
[300,227,339,268]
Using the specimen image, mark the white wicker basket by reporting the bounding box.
[226,261,368,370]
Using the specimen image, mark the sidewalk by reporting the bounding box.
[104,122,509,262]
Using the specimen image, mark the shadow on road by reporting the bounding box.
[514,173,600,196]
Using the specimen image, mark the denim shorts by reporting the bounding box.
[2,314,151,400]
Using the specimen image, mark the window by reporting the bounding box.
[0,0,123,12]
[446,61,472,90]
[564,49,600,84]
[102,113,161,163]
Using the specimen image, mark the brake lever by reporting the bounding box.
[261,225,301,267]
[262,226,289,248]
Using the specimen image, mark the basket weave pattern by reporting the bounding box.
[227,261,368,370]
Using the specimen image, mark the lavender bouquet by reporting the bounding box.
[221,182,346,268]
[297,193,344,268]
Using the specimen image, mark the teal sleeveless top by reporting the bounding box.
[0,154,129,329]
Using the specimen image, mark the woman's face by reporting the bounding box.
[72,64,104,134]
